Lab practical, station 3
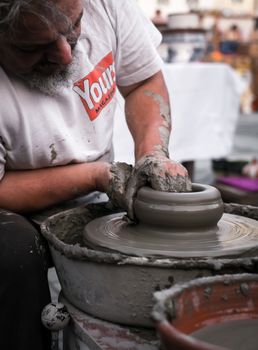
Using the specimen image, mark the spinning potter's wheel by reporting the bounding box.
[83,184,258,258]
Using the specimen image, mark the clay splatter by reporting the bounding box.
[144,91,170,126]
[240,283,250,297]
[204,287,212,299]
[144,90,171,157]
[49,143,57,163]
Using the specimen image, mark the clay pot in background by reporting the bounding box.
[153,274,258,350]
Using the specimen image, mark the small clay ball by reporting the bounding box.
[41,303,70,331]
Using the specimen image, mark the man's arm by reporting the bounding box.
[0,162,110,213]
[119,70,191,219]
[119,69,189,177]
[119,70,171,161]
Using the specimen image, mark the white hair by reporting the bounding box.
[0,0,71,37]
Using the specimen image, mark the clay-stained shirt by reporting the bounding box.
[0,0,162,180]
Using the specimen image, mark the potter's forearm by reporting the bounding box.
[121,71,171,161]
[0,162,110,213]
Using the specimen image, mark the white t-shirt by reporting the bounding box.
[0,0,162,181]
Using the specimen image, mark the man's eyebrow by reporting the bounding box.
[13,10,84,48]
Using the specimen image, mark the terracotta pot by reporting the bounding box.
[153,274,258,349]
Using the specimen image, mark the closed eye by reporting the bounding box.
[14,45,45,54]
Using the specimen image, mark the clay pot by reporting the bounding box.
[83,183,258,259]
[153,274,258,350]
[134,183,224,228]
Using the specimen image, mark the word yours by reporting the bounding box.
[73,52,116,121]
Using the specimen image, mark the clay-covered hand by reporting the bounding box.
[125,153,192,220]
[106,162,133,210]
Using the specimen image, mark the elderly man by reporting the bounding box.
[0,0,190,349]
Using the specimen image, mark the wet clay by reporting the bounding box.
[191,319,258,349]
[84,212,258,258]
[41,202,258,268]
[134,184,223,227]
[107,158,191,221]
[224,203,258,221]
[124,155,192,220]
[129,155,192,193]
[84,184,258,258]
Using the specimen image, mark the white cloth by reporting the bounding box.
[0,0,162,180]
[113,62,245,164]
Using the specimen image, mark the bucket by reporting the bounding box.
[153,273,258,350]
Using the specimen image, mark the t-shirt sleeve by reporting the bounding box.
[114,0,163,86]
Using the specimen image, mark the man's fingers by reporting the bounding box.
[107,162,133,209]
[124,176,138,219]
[164,161,189,177]
[125,171,146,220]
[151,173,192,192]
[107,157,192,221]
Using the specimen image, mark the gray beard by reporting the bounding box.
[19,51,79,96]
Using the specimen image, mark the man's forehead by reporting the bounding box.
[11,0,83,43]
[12,13,61,44]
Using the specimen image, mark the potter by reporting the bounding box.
[1,1,256,350]
[0,0,191,348]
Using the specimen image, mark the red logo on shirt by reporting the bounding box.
[73,52,116,121]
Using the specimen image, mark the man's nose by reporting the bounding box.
[46,35,73,65]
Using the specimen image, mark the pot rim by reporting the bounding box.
[136,183,222,205]
[151,273,258,350]
[153,273,258,350]
[153,273,258,311]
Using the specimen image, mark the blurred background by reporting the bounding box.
[138,0,258,112]
[114,0,258,207]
